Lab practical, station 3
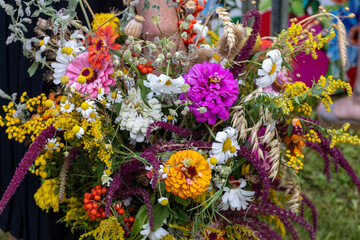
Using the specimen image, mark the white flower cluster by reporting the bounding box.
[117,88,162,142]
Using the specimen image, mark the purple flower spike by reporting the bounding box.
[230,10,261,77]
[179,62,239,125]
[140,151,160,190]
[0,126,56,214]
[59,147,80,202]
[301,193,318,232]
[105,172,122,216]
[146,121,198,139]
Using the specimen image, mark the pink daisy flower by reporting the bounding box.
[65,52,115,98]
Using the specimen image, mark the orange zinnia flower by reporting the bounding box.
[88,25,121,69]
[284,118,306,156]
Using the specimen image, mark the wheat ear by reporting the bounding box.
[216,7,236,49]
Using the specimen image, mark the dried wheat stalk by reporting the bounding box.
[337,20,349,71]
[279,174,301,213]
[216,7,236,49]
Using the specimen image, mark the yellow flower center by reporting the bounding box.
[222,138,232,152]
[66,48,73,55]
[268,63,277,75]
[81,102,89,110]
[60,96,67,103]
[72,126,80,134]
[111,92,117,99]
[208,75,221,84]
[162,167,168,173]
[89,112,96,118]
[165,79,172,86]
[160,199,168,206]
[77,75,86,84]
[64,104,70,110]
[61,76,69,85]
[48,142,55,149]
[209,157,217,165]
[39,40,45,46]
[230,145,237,153]
[167,115,174,121]
[80,67,96,82]
[45,100,53,108]
[98,88,103,94]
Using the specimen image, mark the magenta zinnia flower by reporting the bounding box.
[65,52,115,98]
[179,62,239,125]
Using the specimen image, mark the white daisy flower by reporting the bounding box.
[39,36,50,52]
[220,180,255,211]
[211,127,239,165]
[101,170,113,187]
[157,197,168,206]
[146,74,184,94]
[97,87,106,101]
[60,100,75,113]
[140,219,169,240]
[256,49,283,88]
[72,126,84,138]
[45,138,59,150]
[119,88,162,142]
[87,110,98,123]
[107,89,123,104]
[159,164,169,179]
[69,82,77,93]
[76,100,96,118]
[51,49,75,85]
[193,20,208,40]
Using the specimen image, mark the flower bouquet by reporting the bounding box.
[0,0,359,239]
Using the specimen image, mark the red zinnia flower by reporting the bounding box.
[88,25,121,69]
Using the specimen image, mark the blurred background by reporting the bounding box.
[1,0,360,239]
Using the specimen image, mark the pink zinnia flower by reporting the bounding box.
[65,52,115,98]
[179,62,239,125]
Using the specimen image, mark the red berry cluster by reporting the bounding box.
[83,185,107,221]
[137,62,154,74]
[178,18,205,45]
[115,203,136,237]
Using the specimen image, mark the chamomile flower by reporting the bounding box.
[157,197,168,206]
[159,164,169,179]
[60,100,75,113]
[39,36,50,52]
[101,170,113,187]
[97,87,106,101]
[72,125,84,138]
[140,219,168,240]
[87,111,98,123]
[146,74,184,94]
[45,138,59,150]
[211,127,239,164]
[220,180,255,211]
[256,49,283,88]
[76,100,96,118]
[107,89,123,104]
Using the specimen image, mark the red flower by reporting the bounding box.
[88,25,121,69]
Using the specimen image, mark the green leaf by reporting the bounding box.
[153,204,171,229]
[173,208,188,225]
[129,205,148,240]
[287,121,293,136]
[290,1,305,16]
[283,61,293,71]
[251,51,264,61]
[294,96,300,105]
[137,79,151,108]
[28,62,39,77]
[143,0,150,11]
[174,195,190,206]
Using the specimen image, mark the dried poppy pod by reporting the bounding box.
[185,0,196,14]
[124,15,145,38]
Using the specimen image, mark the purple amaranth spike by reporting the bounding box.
[301,193,318,232]
[282,219,298,240]
[238,146,270,206]
[122,187,154,229]
[146,121,199,139]
[105,172,122,216]
[300,197,305,217]
[140,151,160,190]
[0,126,56,214]
[59,147,80,201]
[232,202,316,240]
[306,141,331,182]
[230,10,262,77]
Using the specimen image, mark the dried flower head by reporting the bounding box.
[125,15,145,38]
[217,24,246,60]
[188,48,213,68]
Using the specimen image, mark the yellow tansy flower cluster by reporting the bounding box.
[313,75,352,112]
[91,13,121,35]
[296,102,312,116]
[34,178,60,212]
[31,150,53,178]
[306,129,321,143]
[284,82,310,98]
[304,29,335,59]
[285,150,304,172]
[79,216,124,240]
[164,150,212,199]
[328,123,360,148]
